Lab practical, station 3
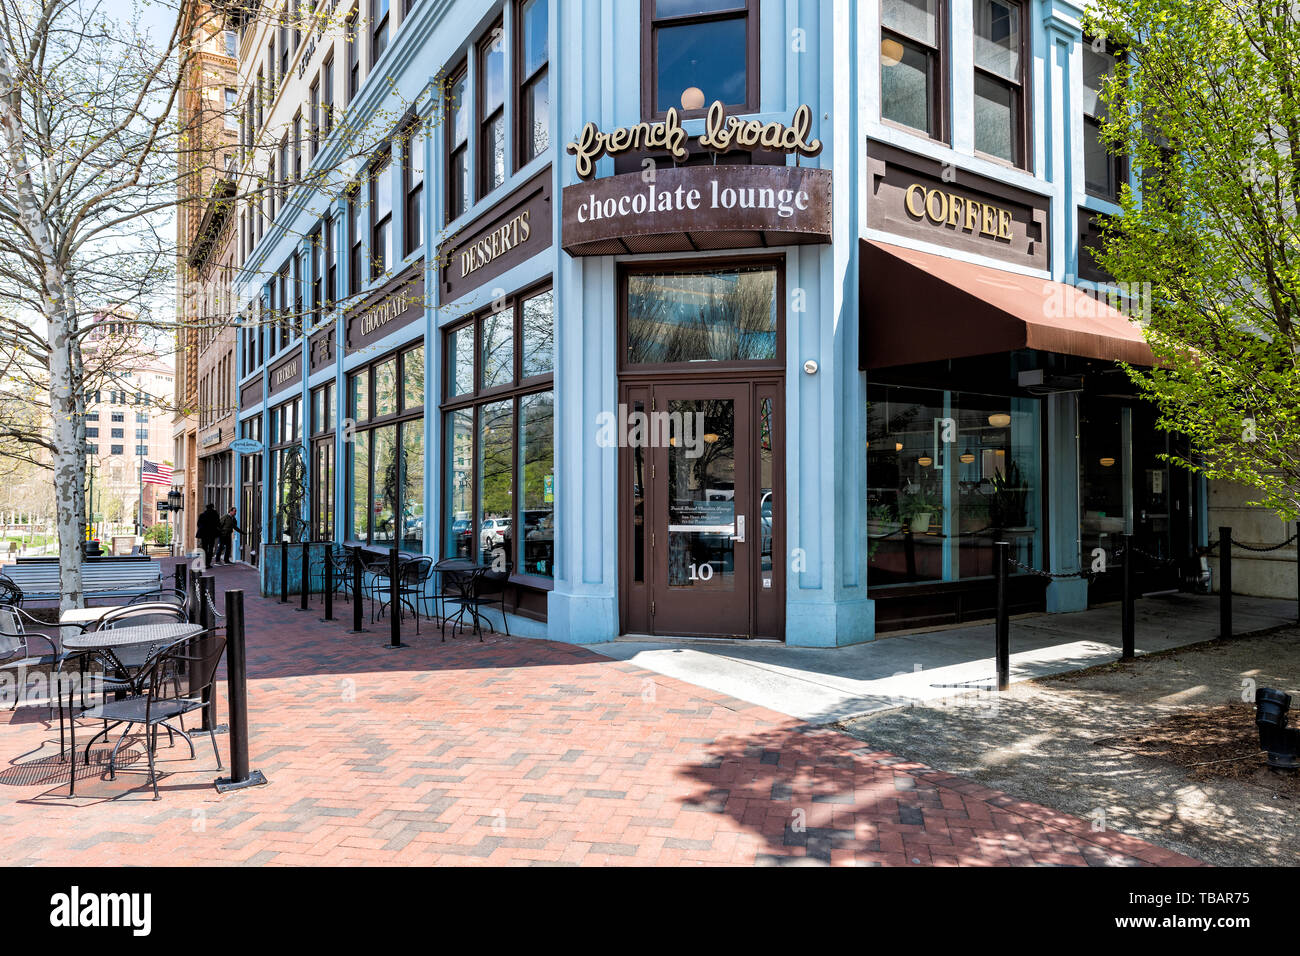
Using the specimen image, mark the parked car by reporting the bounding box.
[451,518,473,557]
[481,517,512,549]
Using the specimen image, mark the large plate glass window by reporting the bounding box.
[441,284,554,579]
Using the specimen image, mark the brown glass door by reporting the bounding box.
[649,383,751,637]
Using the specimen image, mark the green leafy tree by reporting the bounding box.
[1088,0,1300,517]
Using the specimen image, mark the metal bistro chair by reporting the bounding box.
[0,605,59,712]
[127,588,189,616]
[0,575,24,609]
[311,544,359,604]
[79,632,227,800]
[396,556,436,635]
[93,604,191,698]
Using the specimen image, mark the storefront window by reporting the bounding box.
[625,264,779,366]
[269,396,305,542]
[239,416,263,563]
[441,282,554,579]
[311,381,335,542]
[346,344,425,547]
[867,384,1040,585]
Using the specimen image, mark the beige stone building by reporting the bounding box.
[175,0,240,554]
[82,317,176,535]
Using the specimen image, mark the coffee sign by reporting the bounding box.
[566,102,823,179]
[904,183,1015,242]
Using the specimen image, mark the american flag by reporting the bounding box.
[142,459,174,486]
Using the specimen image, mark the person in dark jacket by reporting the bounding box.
[215,507,243,565]
[196,503,221,570]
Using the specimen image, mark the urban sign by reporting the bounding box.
[566,102,823,179]
[229,438,264,455]
[562,165,832,256]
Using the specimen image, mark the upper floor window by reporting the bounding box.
[223,30,237,58]
[347,10,360,104]
[347,185,363,296]
[404,128,424,255]
[1084,37,1125,200]
[309,81,320,158]
[972,0,1027,167]
[224,88,238,128]
[478,23,506,198]
[372,0,390,63]
[322,55,335,139]
[445,62,469,222]
[518,0,549,166]
[643,0,756,118]
[370,157,393,280]
[880,0,945,140]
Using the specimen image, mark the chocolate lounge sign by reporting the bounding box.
[562,164,832,256]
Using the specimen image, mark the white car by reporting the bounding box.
[481,517,512,549]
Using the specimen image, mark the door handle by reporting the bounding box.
[733,515,746,543]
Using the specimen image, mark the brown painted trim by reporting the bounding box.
[438,167,553,301]
[865,138,1049,270]
[308,326,335,374]
[343,260,425,355]
[267,351,303,398]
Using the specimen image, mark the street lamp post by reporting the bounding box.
[167,488,184,557]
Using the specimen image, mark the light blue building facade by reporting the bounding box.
[232,0,1199,646]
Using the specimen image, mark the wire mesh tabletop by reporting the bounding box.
[62,622,205,652]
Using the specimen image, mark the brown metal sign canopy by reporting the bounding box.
[562,165,832,256]
[860,240,1156,370]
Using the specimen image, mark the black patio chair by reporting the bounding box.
[0,575,23,608]
[79,632,227,800]
[127,588,188,613]
[397,556,435,635]
[310,545,358,603]
[93,604,190,698]
[0,604,59,712]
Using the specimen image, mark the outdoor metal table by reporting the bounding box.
[59,622,205,797]
[434,561,490,639]
[58,605,125,626]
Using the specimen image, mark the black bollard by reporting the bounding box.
[175,562,187,597]
[1121,533,1135,661]
[1220,526,1232,639]
[995,541,1010,691]
[279,540,289,603]
[299,541,310,611]
[196,576,218,732]
[350,548,366,633]
[215,589,268,793]
[322,546,334,621]
[387,546,403,648]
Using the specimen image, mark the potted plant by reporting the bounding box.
[867,501,901,538]
[988,459,1030,531]
[899,490,942,533]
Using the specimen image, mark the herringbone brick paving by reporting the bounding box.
[0,561,1202,866]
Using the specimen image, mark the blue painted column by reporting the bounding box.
[785,0,873,646]
[547,0,618,643]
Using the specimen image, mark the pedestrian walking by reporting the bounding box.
[216,506,243,565]
[196,502,221,570]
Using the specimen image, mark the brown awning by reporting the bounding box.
[860,240,1155,370]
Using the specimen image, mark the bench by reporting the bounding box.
[2,558,163,602]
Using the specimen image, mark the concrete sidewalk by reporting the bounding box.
[593,593,1297,724]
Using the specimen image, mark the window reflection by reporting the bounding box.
[867,384,1040,584]
[627,266,777,365]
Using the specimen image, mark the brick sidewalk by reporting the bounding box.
[0,562,1202,866]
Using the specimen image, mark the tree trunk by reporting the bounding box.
[0,42,83,610]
